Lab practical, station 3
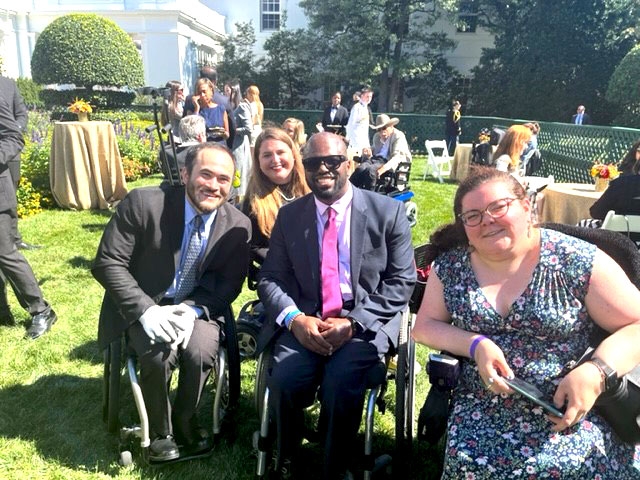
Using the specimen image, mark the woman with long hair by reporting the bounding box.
[618,139,640,176]
[246,85,263,154]
[191,78,229,144]
[161,80,184,143]
[493,124,532,174]
[241,127,309,284]
[282,117,307,150]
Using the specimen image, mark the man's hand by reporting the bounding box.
[289,314,334,356]
[167,303,197,350]
[320,317,354,351]
[139,305,179,344]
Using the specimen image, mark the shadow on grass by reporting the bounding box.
[82,223,109,233]
[69,339,102,364]
[68,256,94,270]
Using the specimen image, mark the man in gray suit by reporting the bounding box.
[0,76,55,337]
[93,143,250,462]
[257,132,415,479]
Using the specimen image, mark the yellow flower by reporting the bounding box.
[68,98,93,114]
[590,163,619,180]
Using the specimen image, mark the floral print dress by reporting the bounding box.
[435,229,640,479]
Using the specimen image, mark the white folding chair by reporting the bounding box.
[601,210,640,243]
[423,140,453,183]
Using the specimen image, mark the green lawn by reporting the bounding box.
[0,156,457,479]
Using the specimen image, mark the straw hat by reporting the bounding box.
[370,114,399,130]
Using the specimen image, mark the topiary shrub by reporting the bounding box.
[31,13,144,109]
[16,78,44,109]
[607,43,640,128]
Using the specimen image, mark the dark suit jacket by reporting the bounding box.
[92,184,251,349]
[571,112,592,125]
[321,105,349,135]
[0,77,27,209]
[590,174,640,220]
[257,187,416,355]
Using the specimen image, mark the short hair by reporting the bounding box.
[184,142,234,176]
[195,78,214,95]
[179,115,206,143]
[361,86,373,94]
[452,100,461,108]
[199,66,218,84]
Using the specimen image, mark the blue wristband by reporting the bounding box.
[469,335,489,361]
[284,309,302,329]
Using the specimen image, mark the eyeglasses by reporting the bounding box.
[458,197,520,227]
[302,155,347,171]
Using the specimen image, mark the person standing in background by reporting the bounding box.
[320,92,349,136]
[571,105,592,125]
[161,80,184,144]
[346,87,374,155]
[445,100,462,156]
[246,85,263,157]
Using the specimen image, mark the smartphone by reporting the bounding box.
[502,377,565,418]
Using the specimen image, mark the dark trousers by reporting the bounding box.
[0,210,48,315]
[350,158,385,191]
[268,329,381,479]
[445,134,458,156]
[7,157,21,244]
[127,318,220,439]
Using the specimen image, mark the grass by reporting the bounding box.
[0,156,457,479]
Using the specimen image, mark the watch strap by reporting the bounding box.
[588,358,617,392]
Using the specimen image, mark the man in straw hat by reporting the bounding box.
[350,113,412,190]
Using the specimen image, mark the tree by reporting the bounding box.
[31,13,144,108]
[607,43,640,128]
[467,0,638,124]
[218,22,259,91]
[299,0,459,112]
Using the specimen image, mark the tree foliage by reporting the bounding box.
[467,0,638,124]
[607,43,640,128]
[31,13,144,107]
[299,0,460,112]
[218,22,259,92]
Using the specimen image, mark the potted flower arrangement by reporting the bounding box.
[590,162,619,192]
[68,98,93,122]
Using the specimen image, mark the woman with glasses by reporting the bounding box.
[413,167,640,478]
[161,80,184,143]
[241,128,309,285]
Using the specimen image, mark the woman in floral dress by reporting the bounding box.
[413,167,640,478]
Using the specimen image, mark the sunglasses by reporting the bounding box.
[302,155,347,171]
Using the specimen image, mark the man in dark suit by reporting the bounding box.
[257,132,416,479]
[321,92,349,136]
[0,77,56,337]
[92,143,251,462]
[0,77,38,250]
[571,105,592,125]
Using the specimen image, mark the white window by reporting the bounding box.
[261,0,281,31]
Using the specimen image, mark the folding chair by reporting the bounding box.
[423,140,453,183]
[601,210,640,249]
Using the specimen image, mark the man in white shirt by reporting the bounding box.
[345,87,373,154]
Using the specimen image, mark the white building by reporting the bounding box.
[0,0,493,95]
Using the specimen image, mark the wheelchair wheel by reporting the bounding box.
[236,300,265,360]
[103,337,123,434]
[395,310,415,473]
[254,348,270,418]
[223,308,241,408]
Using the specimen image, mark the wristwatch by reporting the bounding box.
[588,358,619,392]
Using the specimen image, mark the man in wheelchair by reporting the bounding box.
[349,114,412,191]
[92,144,251,463]
[257,132,415,479]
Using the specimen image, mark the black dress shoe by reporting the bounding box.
[0,309,15,326]
[149,435,180,462]
[16,241,43,251]
[25,309,57,339]
[175,425,212,456]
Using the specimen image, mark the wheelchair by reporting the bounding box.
[102,306,240,466]
[252,307,416,479]
[373,160,418,228]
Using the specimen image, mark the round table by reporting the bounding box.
[539,183,602,225]
[50,121,128,210]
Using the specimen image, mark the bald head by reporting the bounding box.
[304,132,347,159]
[303,132,350,204]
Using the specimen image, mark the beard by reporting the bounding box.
[185,178,226,214]
[306,169,348,203]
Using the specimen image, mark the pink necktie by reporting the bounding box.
[321,207,342,319]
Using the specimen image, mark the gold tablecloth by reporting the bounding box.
[50,121,127,209]
[539,183,602,225]
[450,143,497,181]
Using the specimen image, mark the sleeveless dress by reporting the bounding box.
[435,228,640,479]
[199,104,226,143]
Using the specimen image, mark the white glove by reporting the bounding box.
[167,303,197,350]
[139,305,179,344]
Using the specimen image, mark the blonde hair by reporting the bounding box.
[493,125,532,169]
[246,127,309,238]
[246,85,263,125]
[282,118,307,149]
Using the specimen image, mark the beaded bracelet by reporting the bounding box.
[284,309,302,330]
[469,335,489,360]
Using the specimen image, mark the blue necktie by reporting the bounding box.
[175,215,202,303]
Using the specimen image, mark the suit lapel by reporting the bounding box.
[199,202,229,274]
[170,189,186,275]
[302,196,320,295]
[350,188,367,294]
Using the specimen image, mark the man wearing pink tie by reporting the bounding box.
[257,132,415,479]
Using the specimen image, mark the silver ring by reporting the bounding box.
[484,377,494,389]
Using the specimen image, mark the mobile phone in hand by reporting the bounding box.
[502,377,565,417]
